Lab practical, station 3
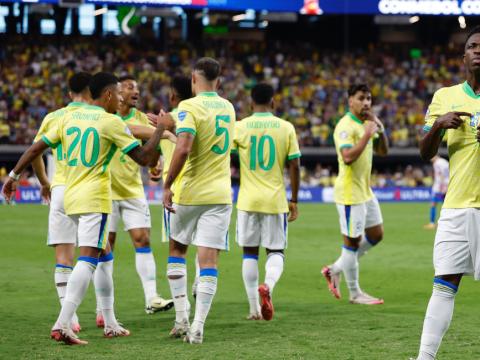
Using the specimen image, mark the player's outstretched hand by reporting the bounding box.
[156,110,175,130]
[436,112,471,129]
[1,177,17,204]
[163,187,175,213]
[41,183,51,203]
[288,202,298,222]
[364,120,378,137]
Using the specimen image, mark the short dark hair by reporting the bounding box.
[193,57,221,81]
[171,75,192,101]
[466,26,480,48]
[251,83,274,105]
[68,72,92,94]
[119,75,136,83]
[348,84,370,98]
[89,72,119,100]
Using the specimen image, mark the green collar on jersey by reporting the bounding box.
[119,108,135,121]
[462,81,480,99]
[198,92,218,97]
[253,112,273,117]
[347,111,363,124]
[84,104,105,111]
[68,101,86,107]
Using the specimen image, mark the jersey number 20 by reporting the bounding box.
[66,127,100,167]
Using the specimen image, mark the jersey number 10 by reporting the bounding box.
[250,135,275,171]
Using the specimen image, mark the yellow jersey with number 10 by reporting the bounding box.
[109,108,150,200]
[424,82,480,208]
[34,102,86,188]
[233,112,301,214]
[333,112,374,205]
[173,92,236,205]
[42,104,140,215]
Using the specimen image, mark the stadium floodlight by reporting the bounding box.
[409,16,420,24]
[458,16,466,29]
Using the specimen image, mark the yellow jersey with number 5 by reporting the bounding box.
[41,104,140,215]
[33,102,86,188]
[110,108,149,200]
[173,92,236,205]
[233,112,301,214]
[424,82,480,208]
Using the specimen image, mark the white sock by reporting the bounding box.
[242,255,260,314]
[195,253,200,279]
[332,246,360,298]
[54,257,97,329]
[55,264,79,325]
[264,252,284,294]
[135,247,158,305]
[418,279,457,360]
[192,268,218,333]
[167,257,188,323]
[358,234,378,258]
[94,253,118,328]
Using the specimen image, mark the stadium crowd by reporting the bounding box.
[0,37,464,147]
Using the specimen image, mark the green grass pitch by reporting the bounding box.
[1,203,479,360]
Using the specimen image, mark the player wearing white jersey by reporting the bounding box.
[424,156,449,230]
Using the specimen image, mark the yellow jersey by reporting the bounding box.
[109,108,149,200]
[233,112,301,214]
[42,104,140,215]
[424,82,480,208]
[334,112,374,205]
[173,92,236,205]
[160,108,178,183]
[34,102,86,188]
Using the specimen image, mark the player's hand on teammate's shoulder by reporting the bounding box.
[148,110,175,130]
[147,112,159,127]
[435,111,471,130]
[1,177,17,204]
[288,201,298,222]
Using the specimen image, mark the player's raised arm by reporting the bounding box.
[2,140,51,203]
[370,114,389,156]
[341,121,377,165]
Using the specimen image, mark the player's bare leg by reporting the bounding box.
[185,246,219,344]
[259,249,284,321]
[130,228,173,313]
[167,239,190,338]
[242,246,261,320]
[51,246,101,345]
[54,244,81,333]
[358,224,383,257]
[415,274,462,360]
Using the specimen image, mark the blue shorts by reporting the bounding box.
[432,192,446,203]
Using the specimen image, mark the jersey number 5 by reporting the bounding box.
[66,127,100,167]
[211,115,230,155]
[250,135,275,171]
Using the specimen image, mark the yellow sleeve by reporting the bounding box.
[232,121,240,152]
[424,89,445,132]
[335,121,356,150]
[41,121,61,149]
[107,115,140,154]
[176,101,196,136]
[287,124,301,160]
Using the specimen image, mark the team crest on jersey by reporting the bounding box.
[339,131,348,139]
[469,112,480,129]
[178,111,187,122]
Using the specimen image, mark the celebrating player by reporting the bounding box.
[413,27,480,360]
[2,72,170,345]
[423,155,449,230]
[233,83,300,321]
[163,58,235,344]
[31,72,92,334]
[322,84,389,305]
[96,75,172,322]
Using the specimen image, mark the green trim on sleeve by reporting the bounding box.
[231,148,238,154]
[121,141,140,154]
[176,128,196,136]
[287,153,301,160]
[41,135,60,149]
[339,144,353,150]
